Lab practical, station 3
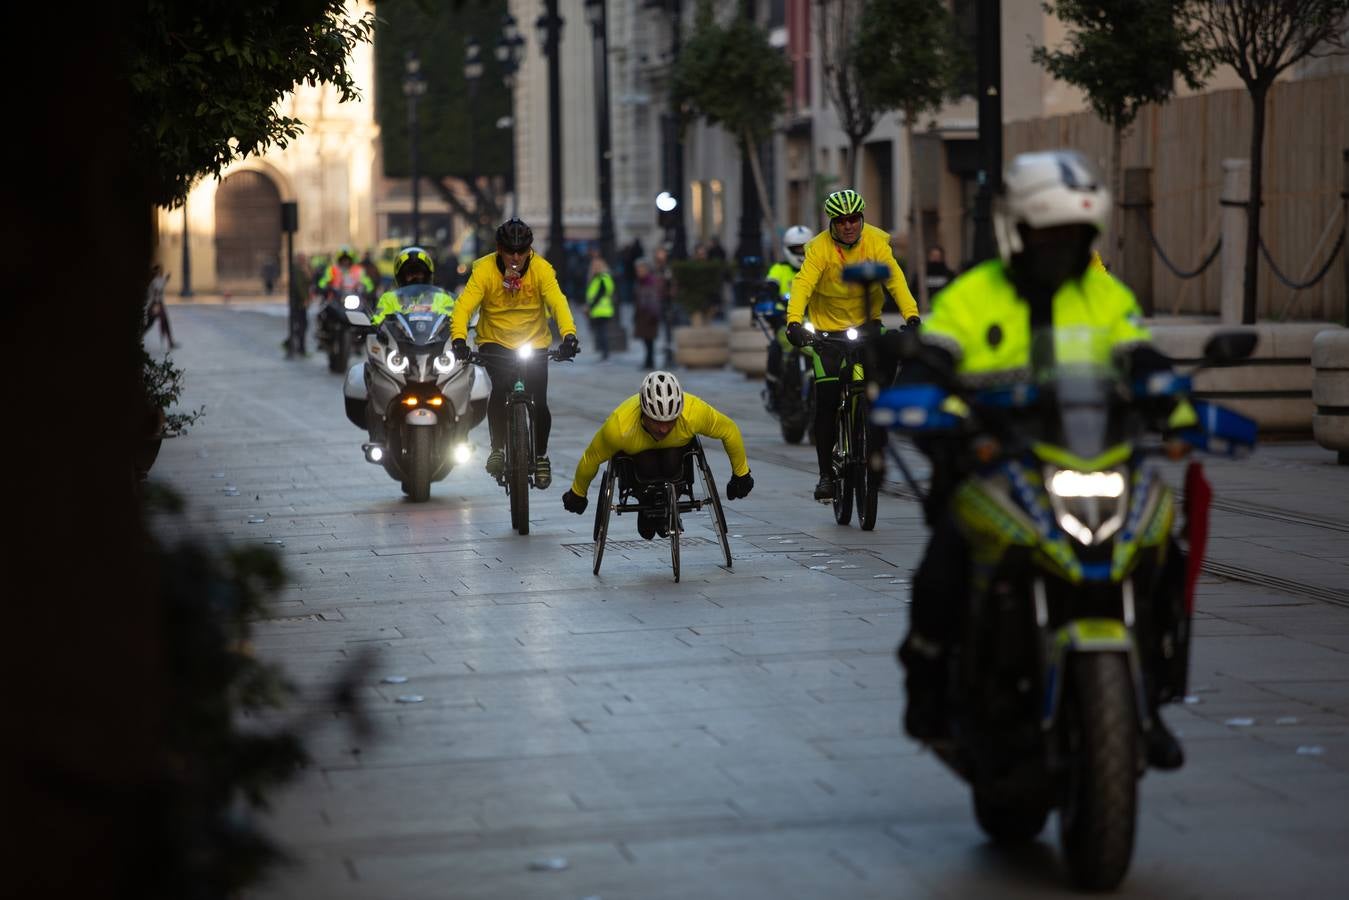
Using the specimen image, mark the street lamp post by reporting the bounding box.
[495,15,526,218]
[536,1,565,269]
[403,51,428,246]
[463,36,485,254]
[584,0,616,265]
[971,0,1002,264]
[179,200,193,297]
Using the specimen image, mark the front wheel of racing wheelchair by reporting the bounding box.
[591,437,733,582]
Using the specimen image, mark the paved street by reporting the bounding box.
[149,301,1349,899]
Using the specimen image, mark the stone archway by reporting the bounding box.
[214,170,281,290]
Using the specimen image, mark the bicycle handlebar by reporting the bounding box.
[464,347,572,366]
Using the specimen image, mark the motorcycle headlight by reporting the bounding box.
[434,354,456,375]
[343,294,362,310]
[387,351,410,374]
[1046,468,1127,546]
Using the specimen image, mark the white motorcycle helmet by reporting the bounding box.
[782,225,812,268]
[639,371,684,422]
[993,150,1110,263]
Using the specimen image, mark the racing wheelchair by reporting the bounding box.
[591,437,733,582]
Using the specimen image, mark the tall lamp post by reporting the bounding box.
[495,15,526,218]
[463,36,485,254]
[403,50,428,246]
[970,0,1002,264]
[584,0,616,264]
[536,1,565,268]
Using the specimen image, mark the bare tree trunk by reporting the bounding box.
[1243,83,1268,324]
[849,136,863,189]
[906,118,927,310]
[742,130,779,240]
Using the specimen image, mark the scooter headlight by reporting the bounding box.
[387,350,410,374]
[434,353,456,375]
[1045,468,1127,546]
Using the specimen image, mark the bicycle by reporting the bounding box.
[806,329,883,530]
[468,346,569,535]
[590,438,732,583]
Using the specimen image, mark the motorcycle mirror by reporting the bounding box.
[1201,331,1258,366]
[344,309,373,328]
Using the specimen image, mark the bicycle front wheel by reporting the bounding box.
[832,404,854,526]
[508,402,531,535]
[855,395,880,531]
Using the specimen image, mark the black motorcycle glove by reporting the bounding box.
[785,321,812,348]
[860,319,884,339]
[451,338,471,362]
[904,316,922,330]
[725,471,754,501]
[556,333,581,361]
[562,489,588,514]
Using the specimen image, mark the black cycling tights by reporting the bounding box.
[477,342,551,456]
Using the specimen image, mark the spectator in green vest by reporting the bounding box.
[586,255,616,362]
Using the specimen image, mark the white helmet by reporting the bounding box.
[639,371,684,422]
[782,225,812,268]
[994,150,1110,262]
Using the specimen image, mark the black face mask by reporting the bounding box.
[1009,225,1095,328]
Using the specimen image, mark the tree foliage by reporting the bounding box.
[855,0,969,121]
[1031,1,1211,131]
[373,0,514,182]
[128,1,375,208]
[671,1,791,148]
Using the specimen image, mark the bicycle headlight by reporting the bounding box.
[434,353,456,375]
[517,345,534,360]
[804,321,817,334]
[1045,468,1127,545]
[846,327,859,341]
[387,350,410,374]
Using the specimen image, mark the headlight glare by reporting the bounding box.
[1048,469,1125,499]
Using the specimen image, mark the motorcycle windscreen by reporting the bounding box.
[387,285,452,355]
[1030,327,1123,462]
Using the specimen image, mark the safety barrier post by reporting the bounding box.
[1122,168,1153,315]
[1220,159,1249,324]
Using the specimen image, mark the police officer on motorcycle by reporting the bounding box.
[895,150,1185,769]
[371,247,455,325]
[761,225,811,413]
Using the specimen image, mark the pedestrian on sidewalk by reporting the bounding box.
[144,264,178,349]
[632,257,662,369]
[585,255,616,362]
[286,254,312,358]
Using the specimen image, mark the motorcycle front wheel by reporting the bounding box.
[328,330,350,374]
[406,426,433,502]
[1059,652,1138,891]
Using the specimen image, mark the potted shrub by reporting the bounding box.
[670,259,731,368]
[139,348,203,479]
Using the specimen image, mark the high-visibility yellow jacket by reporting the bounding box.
[787,223,919,329]
[370,288,455,326]
[450,252,578,349]
[570,393,749,496]
[586,271,616,318]
[922,259,1151,382]
[767,262,797,299]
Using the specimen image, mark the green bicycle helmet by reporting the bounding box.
[822,189,866,220]
[394,246,435,286]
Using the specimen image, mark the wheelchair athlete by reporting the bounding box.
[562,372,754,538]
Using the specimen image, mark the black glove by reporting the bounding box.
[725,471,754,501]
[860,319,884,339]
[904,316,922,331]
[562,489,588,514]
[451,338,471,362]
[785,321,812,348]
[556,333,580,361]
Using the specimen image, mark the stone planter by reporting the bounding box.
[1312,329,1349,464]
[673,323,730,368]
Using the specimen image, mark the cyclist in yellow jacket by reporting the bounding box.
[450,218,580,489]
[562,371,754,539]
[786,189,920,500]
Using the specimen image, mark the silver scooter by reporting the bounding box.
[341,287,489,501]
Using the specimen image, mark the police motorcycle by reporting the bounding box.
[749,282,815,444]
[318,267,370,374]
[340,287,489,502]
[872,326,1258,890]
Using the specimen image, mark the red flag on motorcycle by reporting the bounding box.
[1183,461,1212,613]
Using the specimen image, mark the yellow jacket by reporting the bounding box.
[570,393,749,495]
[450,252,578,349]
[787,223,919,329]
